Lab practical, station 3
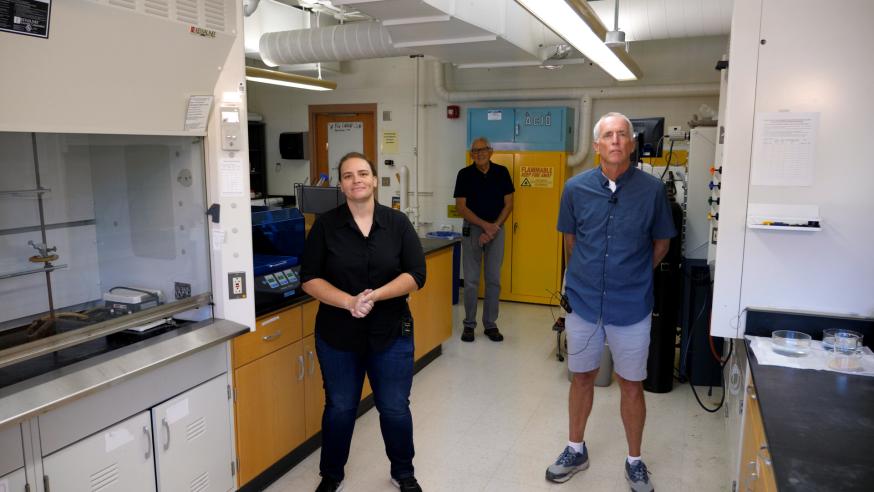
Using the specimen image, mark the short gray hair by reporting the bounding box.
[470,136,492,150]
[593,112,634,141]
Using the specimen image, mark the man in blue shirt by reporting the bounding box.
[545,113,675,492]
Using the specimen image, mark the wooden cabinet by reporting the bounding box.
[233,302,322,487]
[234,252,453,487]
[303,334,324,438]
[42,411,156,492]
[739,381,778,492]
[409,247,453,360]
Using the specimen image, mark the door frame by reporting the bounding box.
[308,103,378,184]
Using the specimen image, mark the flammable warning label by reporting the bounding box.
[519,166,554,188]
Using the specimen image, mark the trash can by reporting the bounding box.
[567,343,613,387]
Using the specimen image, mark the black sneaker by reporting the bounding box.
[315,477,344,492]
[391,476,423,492]
[461,327,475,342]
[484,328,504,342]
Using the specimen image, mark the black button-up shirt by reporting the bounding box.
[300,203,426,352]
[453,162,515,222]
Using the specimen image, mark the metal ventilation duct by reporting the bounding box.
[259,21,412,66]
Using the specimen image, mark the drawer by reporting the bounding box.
[233,306,302,368]
[302,299,319,338]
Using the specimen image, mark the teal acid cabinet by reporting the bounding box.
[467,107,573,151]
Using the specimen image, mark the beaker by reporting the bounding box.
[827,332,863,372]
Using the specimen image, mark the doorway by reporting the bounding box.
[308,104,377,186]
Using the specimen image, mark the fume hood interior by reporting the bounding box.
[0,131,213,383]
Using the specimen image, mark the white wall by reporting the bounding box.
[247,35,725,232]
[711,0,874,337]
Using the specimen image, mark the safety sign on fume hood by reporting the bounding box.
[0,0,51,38]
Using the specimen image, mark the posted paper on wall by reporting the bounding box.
[219,158,244,197]
[751,112,819,186]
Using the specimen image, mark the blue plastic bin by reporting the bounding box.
[425,231,462,305]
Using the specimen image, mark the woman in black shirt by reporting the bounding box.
[301,152,426,492]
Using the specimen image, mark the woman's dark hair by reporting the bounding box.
[338,152,377,179]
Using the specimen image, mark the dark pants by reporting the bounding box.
[315,333,415,482]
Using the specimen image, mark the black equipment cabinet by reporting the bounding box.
[248,121,267,198]
[644,200,683,393]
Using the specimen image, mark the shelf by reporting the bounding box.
[748,224,821,232]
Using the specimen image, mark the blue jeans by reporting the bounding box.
[315,333,415,482]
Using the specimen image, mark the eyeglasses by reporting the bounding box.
[471,147,491,154]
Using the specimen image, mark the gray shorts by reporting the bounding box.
[566,312,651,381]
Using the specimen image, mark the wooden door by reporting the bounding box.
[510,152,564,302]
[309,104,377,184]
[302,334,324,439]
[273,341,307,458]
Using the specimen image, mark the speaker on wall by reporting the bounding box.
[279,132,309,160]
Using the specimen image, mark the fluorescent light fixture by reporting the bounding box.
[245,66,337,91]
[515,0,640,81]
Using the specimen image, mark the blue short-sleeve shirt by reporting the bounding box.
[557,166,676,326]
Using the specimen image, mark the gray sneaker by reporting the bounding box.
[625,459,654,492]
[545,446,589,483]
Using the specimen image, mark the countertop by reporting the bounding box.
[419,236,460,255]
[256,237,459,317]
[0,318,248,427]
[747,339,874,491]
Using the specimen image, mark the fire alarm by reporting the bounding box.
[447,105,460,119]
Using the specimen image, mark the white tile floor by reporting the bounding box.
[266,301,730,492]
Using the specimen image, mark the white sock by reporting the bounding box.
[568,441,584,453]
[627,455,641,464]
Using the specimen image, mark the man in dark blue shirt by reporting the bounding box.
[545,113,675,492]
[453,137,515,343]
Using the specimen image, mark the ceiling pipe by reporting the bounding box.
[433,61,718,167]
[259,22,412,66]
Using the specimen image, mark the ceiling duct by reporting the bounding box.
[259,21,412,66]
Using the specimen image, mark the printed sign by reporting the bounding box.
[0,0,51,38]
[447,204,461,218]
[487,110,502,121]
[382,131,399,154]
[520,166,554,188]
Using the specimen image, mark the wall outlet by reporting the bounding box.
[228,272,246,299]
[174,282,192,300]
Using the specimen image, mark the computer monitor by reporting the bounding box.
[294,183,346,214]
[630,117,665,158]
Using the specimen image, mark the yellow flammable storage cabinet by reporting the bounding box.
[466,107,573,305]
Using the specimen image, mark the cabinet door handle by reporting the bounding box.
[262,330,282,341]
[308,350,315,375]
[143,426,152,460]
[514,123,521,136]
[745,460,758,491]
[513,222,518,234]
[747,385,757,400]
[43,475,50,492]
[162,417,171,451]
[298,355,305,381]
[261,315,280,326]
[758,445,772,466]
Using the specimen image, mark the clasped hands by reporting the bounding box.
[347,288,376,318]
[478,222,500,246]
